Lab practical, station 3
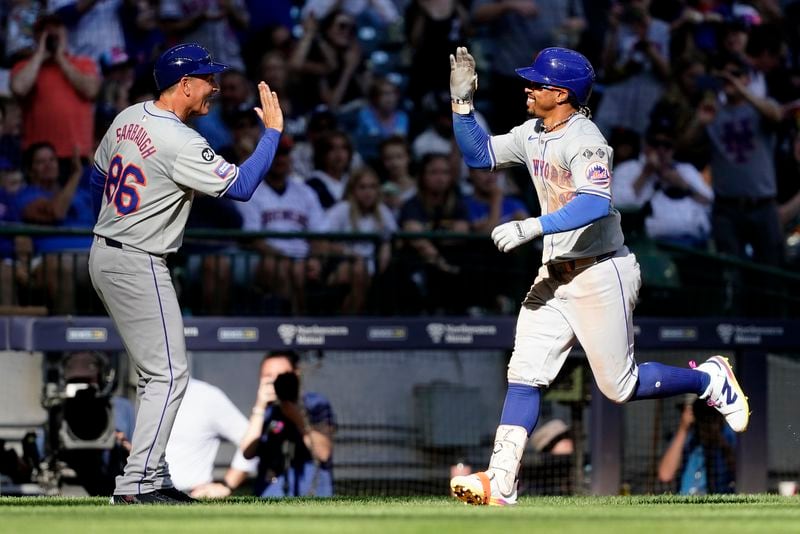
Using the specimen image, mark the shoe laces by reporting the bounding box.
[688,360,719,407]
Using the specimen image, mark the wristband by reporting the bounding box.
[451,100,473,115]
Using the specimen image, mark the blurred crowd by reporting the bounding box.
[0,0,799,317]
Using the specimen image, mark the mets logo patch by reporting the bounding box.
[586,163,610,187]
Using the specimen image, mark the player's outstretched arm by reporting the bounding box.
[449,47,493,169]
[224,82,285,201]
[253,81,284,134]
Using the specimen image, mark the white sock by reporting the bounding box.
[487,424,528,495]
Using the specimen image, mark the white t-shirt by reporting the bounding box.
[236,180,327,258]
[324,200,397,273]
[613,157,713,240]
[165,378,257,491]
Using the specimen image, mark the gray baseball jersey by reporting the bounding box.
[488,114,624,264]
[93,101,241,255]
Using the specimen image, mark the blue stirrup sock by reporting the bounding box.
[631,362,710,400]
[499,383,541,435]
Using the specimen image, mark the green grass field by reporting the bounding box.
[1,495,799,534]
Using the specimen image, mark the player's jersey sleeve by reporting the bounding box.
[489,123,532,170]
[171,137,240,196]
[567,134,615,202]
[93,131,111,175]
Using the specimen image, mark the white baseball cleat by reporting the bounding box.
[696,355,750,432]
[450,471,517,506]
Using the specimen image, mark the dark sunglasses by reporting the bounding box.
[530,83,565,93]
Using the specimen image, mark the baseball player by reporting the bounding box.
[447,46,750,506]
[88,43,284,504]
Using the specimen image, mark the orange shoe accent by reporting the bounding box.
[476,472,491,505]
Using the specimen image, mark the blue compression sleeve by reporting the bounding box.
[539,193,610,234]
[452,112,492,169]
[631,362,710,400]
[224,128,281,201]
[90,165,106,221]
[499,383,541,435]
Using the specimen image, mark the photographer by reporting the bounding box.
[240,351,336,497]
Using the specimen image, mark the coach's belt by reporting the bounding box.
[95,235,164,257]
[548,251,616,276]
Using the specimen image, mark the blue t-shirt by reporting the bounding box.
[679,425,736,495]
[255,391,336,497]
[464,195,529,225]
[15,183,94,253]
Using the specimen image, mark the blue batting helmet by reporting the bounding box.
[515,48,595,106]
[153,43,229,91]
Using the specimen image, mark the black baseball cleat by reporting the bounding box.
[157,487,199,503]
[110,491,178,505]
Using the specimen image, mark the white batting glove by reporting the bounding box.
[491,218,543,253]
[449,46,478,103]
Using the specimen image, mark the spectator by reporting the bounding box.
[0,164,31,308]
[464,168,530,235]
[301,0,400,27]
[410,91,490,183]
[778,130,800,232]
[323,166,397,314]
[613,124,714,248]
[160,0,249,72]
[47,0,126,62]
[398,153,469,313]
[118,0,163,81]
[403,0,469,105]
[193,69,256,151]
[4,0,43,64]
[165,378,257,498]
[288,11,369,113]
[687,52,784,265]
[291,106,365,180]
[307,130,354,210]
[241,0,294,75]
[0,99,23,182]
[658,395,736,495]
[241,351,336,498]
[258,50,305,138]
[94,47,136,135]
[353,76,410,167]
[184,192,244,316]
[464,167,529,314]
[649,55,711,170]
[471,0,586,134]
[15,142,94,313]
[235,135,328,315]
[595,0,671,136]
[10,14,100,167]
[607,125,642,167]
[378,135,417,218]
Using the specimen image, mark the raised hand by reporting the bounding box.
[449,46,478,103]
[253,81,284,133]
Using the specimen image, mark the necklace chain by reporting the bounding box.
[542,112,577,133]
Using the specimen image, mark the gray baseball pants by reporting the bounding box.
[88,236,188,495]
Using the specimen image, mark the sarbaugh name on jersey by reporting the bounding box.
[116,123,157,159]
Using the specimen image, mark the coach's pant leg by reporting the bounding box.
[562,249,641,403]
[507,266,577,387]
[89,246,188,494]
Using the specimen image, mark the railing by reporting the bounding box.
[0,224,797,317]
